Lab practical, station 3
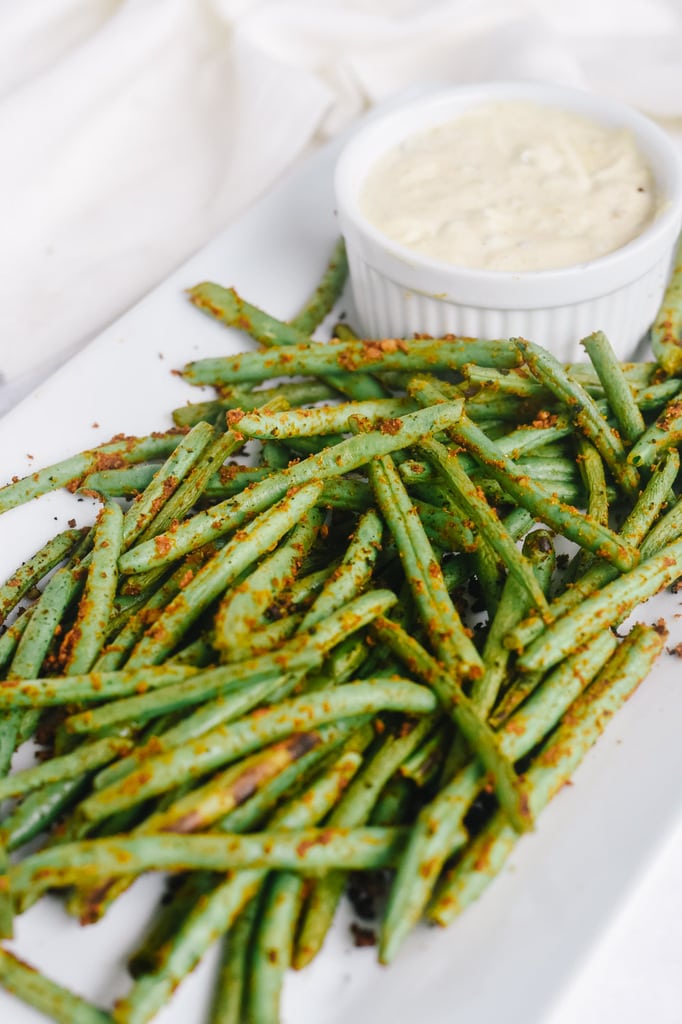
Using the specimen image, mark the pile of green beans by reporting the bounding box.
[0,236,681,1024]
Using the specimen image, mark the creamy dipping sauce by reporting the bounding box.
[360,101,659,272]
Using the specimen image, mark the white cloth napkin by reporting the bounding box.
[2,0,682,389]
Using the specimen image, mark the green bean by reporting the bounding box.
[210,898,259,1024]
[402,456,579,489]
[0,948,112,1024]
[413,498,478,554]
[75,678,434,822]
[472,530,555,717]
[497,631,618,755]
[215,508,324,658]
[0,528,84,626]
[135,732,329,836]
[11,827,405,905]
[401,720,452,788]
[517,339,640,495]
[582,331,646,442]
[0,735,132,802]
[8,566,82,680]
[246,751,366,1024]
[419,437,549,614]
[430,624,663,924]
[371,774,415,826]
[117,402,463,577]
[232,398,415,439]
[0,843,10,939]
[218,722,365,835]
[489,418,576,459]
[94,549,215,671]
[651,232,682,374]
[137,400,289,553]
[128,871,221,978]
[71,733,345,927]
[61,501,123,675]
[370,454,483,679]
[0,608,33,671]
[125,482,324,666]
[0,430,188,515]
[248,870,305,1024]
[0,711,22,778]
[182,335,522,388]
[198,464,271,501]
[173,381,340,428]
[294,716,436,970]
[289,237,349,334]
[0,663,197,708]
[370,617,530,832]
[114,748,363,1024]
[460,364,547,398]
[508,448,681,652]
[71,589,396,740]
[215,614,298,662]
[168,633,215,666]
[409,380,639,572]
[576,437,609,527]
[628,395,682,467]
[82,465,158,497]
[639,493,682,554]
[299,508,383,631]
[188,282,386,401]
[89,593,391,796]
[0,776,89,852]
[66,652,303,736]
[518,535,682,674]
[118,422,214,548]
[634,376,682,412]
[377,628,616,963]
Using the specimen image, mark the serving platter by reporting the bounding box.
[1,135,682,1024]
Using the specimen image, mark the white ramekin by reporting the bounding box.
[334,82,682,363]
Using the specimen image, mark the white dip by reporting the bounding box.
[360,101,658,272]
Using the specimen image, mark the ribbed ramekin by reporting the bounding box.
[334,82,682,363]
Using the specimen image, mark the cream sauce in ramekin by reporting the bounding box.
[361,101,659,272]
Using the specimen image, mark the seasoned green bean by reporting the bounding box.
[0,663,196,708]
[369,454,483,679]
[628,395,682,467]
[508,448,681,652]
[75,678,435,821]
[518,535,682,674]
[0,529,84,626]
[430,624,663,924]
[409,379,638,572]
[125,482,324,666]
[582,331,646,443]
[11,827,406,905]
[182,336,522,388]
[61,501,123,675]
[517,339,640,496]
[418,436,549,614]
[289,237,349,334]
[0,431,187,515]
[214,507,324,658]
[0,948,112,1024]
[0,734,131,802]
[118,402,463,577]
[651,232,682,374]
[377,629,616,963]
[188,282,386,401]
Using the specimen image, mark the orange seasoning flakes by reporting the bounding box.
[530,410,559,429]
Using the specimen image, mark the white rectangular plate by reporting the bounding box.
[1,139,681,1024]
